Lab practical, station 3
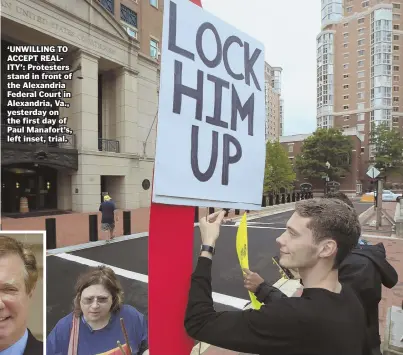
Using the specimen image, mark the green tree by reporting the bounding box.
[295,128,353,181]
[369,122,403,177]
[264,140,296,194]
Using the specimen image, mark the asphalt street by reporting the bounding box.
[46,201,372,335]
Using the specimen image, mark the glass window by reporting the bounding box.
[121,4,138,27]
[150,0,158,7]
[100,0,114,13]
[150,39,159,58]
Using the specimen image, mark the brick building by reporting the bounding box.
[279,129,366,196]
[316,0,403,181]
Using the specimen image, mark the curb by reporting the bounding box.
[359,205,374,224]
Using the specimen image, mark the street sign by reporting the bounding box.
[366,166,380,179]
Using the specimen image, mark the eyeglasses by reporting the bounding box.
[80,296,110,305]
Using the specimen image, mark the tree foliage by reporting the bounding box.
[295,128,353,180]
[369,122,403,175]
[264,140,296,193]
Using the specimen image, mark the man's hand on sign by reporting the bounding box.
[199,210,226,247]
[242,268,264,293]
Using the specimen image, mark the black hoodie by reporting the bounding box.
[338,242,398,348]
[254,242,398,349]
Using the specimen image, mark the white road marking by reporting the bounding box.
[52,253,249,309]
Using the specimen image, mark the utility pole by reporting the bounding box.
[376,178,383,229]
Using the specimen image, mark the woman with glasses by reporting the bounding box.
[47,266,148,355]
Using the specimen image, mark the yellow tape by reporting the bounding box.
[236,213,262,310]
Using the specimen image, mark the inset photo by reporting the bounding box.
[0,232,45,355]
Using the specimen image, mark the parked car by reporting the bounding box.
[363,190,402,202]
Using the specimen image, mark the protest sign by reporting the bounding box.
[153,0,266,210]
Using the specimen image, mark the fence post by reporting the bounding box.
[46,218,56,250]
[123,211,131,235]
[89,214,98,242]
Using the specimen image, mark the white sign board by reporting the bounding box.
[152,0,266,210]
[366,166,380,179]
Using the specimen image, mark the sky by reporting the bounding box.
[202,0,322,136]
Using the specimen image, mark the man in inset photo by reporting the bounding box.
[0,235,43,355]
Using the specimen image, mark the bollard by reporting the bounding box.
[123,211,131,235]
[281,194,286,204]
[235,209,240,215]
[209,207,214,215]
[46,218,56,250]
[269,195,274,206]
[89,214,98,242]
[194,207,199,222]
[287,193,291,203]
[262,195,266,207]
[292,193,296,202]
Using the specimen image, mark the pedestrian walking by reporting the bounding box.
[99,195,118,242]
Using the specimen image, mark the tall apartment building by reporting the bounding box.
[1,0,162,214]
[264,62,284,141]
[317,0,403,165]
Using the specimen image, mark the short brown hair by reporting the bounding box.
[295,198,360,268]
[324,191,354,209]
[73,265,124,316]
[0,236,38,294]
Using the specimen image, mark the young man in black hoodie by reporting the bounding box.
[244,192,398,355]
[185,198,370,355]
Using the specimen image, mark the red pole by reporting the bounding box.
[148,1,203,354]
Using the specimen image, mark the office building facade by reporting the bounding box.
[264,62,284,142]
[1,0,163,214]
[317,0,402,170]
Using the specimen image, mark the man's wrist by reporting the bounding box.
[200,251,213,259]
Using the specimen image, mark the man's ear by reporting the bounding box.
[318,239,338,259]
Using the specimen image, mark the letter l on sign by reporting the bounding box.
[148,1,202,355]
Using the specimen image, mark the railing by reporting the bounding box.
[98,138,120,153]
